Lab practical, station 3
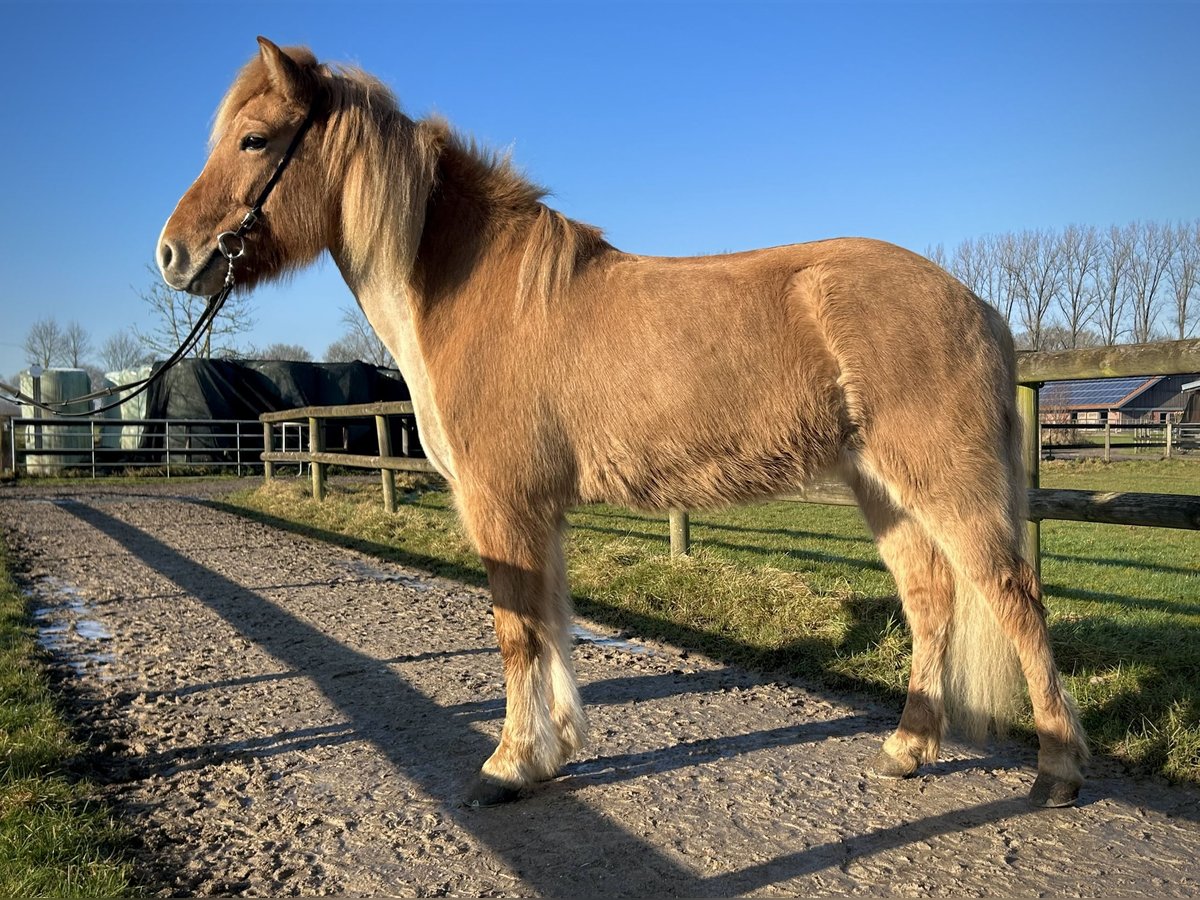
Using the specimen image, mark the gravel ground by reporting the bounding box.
[2,479,1198,897]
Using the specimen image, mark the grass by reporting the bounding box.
[0,543,134,896]
[220,459,1195,783]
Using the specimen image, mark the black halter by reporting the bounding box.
[2,105,318,418]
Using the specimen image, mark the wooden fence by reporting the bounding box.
[259,338,1200,574]
[260,401,436,511]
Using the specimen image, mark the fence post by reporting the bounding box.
[1016,383,1041,577]
[1104,418,1111,462]
[165,421,171,479]
[375,414,397,513]
[262,421,274,483]
[1165,420,1173,459]
[669,508,691,557]
[309,416,326,501]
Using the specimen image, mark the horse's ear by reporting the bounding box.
[257,36,308,103]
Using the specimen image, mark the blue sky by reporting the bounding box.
[1,0,1198,378]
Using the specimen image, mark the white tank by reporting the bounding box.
[104,365,153,450]
[19,369,92,474]
[0,397,18,474]
[96,377,124,450]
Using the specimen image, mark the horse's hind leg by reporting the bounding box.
[460,498,583,806]
[849,472,954,778]
[930,515,1089,806]
[858,453,1088,806]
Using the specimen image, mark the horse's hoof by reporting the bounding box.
[466,774,523,808]
[869,747,918,779]
[1029,773,1081,808]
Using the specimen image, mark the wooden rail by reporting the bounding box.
[260,339,1200,571]
[1016,338,1200,382]
[260,401,423,513]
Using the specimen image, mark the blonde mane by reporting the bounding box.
[212,49,606,305]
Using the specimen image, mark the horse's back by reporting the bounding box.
[556,237,1015,510]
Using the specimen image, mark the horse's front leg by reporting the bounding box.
[462,500,584,806]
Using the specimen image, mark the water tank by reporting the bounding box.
[0,397,18,474]
[19,369,92,475]
[104,365,153,450]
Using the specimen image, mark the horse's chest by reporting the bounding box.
[363,297,458,484]
[394,352,457,483]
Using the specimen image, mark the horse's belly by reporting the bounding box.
[577,415,844,511]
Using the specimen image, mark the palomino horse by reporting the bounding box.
[159,38,1089,808]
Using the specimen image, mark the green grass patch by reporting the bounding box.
[0,543,134,897]
[222,459,1200,782]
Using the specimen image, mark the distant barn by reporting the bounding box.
[1040,374,1200,425]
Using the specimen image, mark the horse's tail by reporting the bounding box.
[943,569,1025,741]
[942,383,1028,741]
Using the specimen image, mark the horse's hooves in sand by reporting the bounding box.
[869,747,919,779]
[1029,773,1081,808]
[466,775,523,808]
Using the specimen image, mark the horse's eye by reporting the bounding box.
[240,134,268,152]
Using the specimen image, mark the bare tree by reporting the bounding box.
[324,304,394,366]
[1127,220,1173,343]
[24,316,66,368]
[993,232,1027,327]
[1095,224,1134,346]
[1166,220,1199,340]
[1056,224,1100,348]
[924,243,948,270]
[133,264,254,359]
[251,342,314,361]
[1026,323,1101,352]
[951,235,998,307]
[1008,229,1064,351]
[99,331,150,372]
[63,321,93,368]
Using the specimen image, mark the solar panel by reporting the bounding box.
[1040,377,1153,408]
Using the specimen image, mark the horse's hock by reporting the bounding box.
[3,482,1199,896]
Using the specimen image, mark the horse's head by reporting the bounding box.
[158,37,329,296]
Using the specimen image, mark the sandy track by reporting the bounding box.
[2,481,1197,897]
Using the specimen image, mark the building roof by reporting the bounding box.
[1040,376,1159,410]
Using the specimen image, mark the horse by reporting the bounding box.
[158,37,1089,809]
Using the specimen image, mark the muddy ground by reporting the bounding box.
[2,480,1198,897]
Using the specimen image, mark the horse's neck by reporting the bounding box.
[330,138,533,483]
[412,143,539,307]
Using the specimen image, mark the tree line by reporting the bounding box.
[926,219,1199,350]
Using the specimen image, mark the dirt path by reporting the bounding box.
[2,481,1197,897]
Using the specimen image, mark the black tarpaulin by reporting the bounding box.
[139,359,418,459]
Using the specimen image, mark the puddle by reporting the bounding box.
[571,623,654,656]
[75,619,112,641]
[25,575,114,677]
[341,559,432,592]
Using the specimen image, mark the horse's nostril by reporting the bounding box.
[159,241,174,271]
